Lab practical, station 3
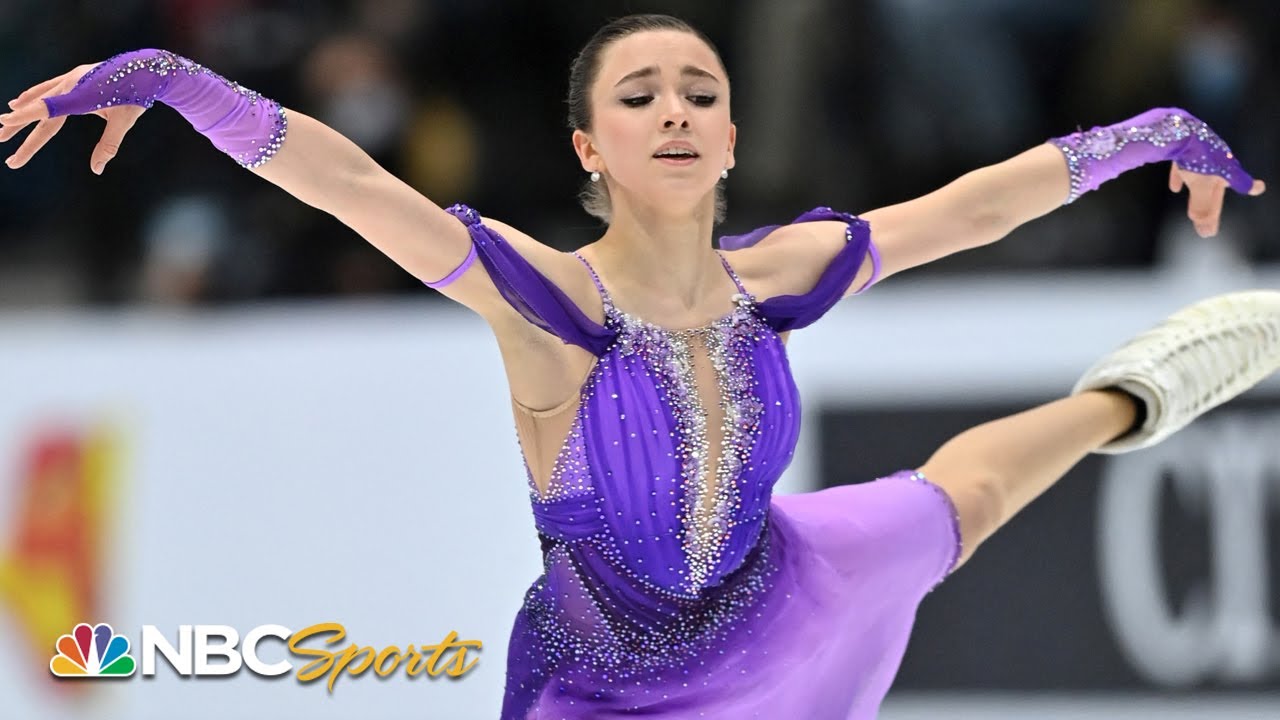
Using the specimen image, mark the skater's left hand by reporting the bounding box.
[1169,163,1266,238]
[0,62,147,175]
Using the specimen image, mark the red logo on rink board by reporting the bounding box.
[0,424,122,692]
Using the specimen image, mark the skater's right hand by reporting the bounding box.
[1168,158,1266,238]
[1,63,148,175]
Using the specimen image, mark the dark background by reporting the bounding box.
[820,397,1280,691]
[0,0,1277,307]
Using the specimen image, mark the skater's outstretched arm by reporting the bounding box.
[0,50,588,325]
[735,108,1266,302]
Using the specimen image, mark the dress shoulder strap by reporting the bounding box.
[714,250,750,296]
[571,251,613,309]
[442,204,616,355]
[717,206,877,333]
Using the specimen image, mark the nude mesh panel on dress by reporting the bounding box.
[512,393,586,501]
[684,334,729,559]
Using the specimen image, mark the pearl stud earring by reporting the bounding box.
[590,171,601,182]
[721,168,729,180]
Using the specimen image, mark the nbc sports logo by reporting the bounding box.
[49,623,136,677]
[42,621,481,689]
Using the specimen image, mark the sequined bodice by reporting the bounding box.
[437,203,877,715]
[526,253,801,603]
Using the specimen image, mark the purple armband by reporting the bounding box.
[44,49,287,169]
[423,243,477,289]
[1048,107,1253,204]
[850,239,881,295]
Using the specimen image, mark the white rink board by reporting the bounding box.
[1,270,1277,719]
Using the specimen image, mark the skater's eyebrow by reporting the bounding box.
[613,65,720,87]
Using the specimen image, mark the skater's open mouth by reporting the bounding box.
[653,141,699,160]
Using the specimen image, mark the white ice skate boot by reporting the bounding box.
[1074,290,1280,454]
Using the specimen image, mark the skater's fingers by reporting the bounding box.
[1169,163,1184,193]
[1186,176,1226,238]
[11,75,66,108]
[5,64,100,122]
[0,98,51,129]
[0,118,26,143]
[91,107,143,175]
[1249,179,1266,196]
[4,115,66,169]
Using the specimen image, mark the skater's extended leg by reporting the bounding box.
[918,390,1136,568]
[920,290,1280,571]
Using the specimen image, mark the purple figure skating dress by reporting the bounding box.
[443,204,962,719]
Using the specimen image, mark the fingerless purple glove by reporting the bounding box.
[44,49,287,169]
[1049,107,1253,204]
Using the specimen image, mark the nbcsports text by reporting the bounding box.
[50,622,482,691]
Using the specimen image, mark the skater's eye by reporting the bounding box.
[620,94,716,108]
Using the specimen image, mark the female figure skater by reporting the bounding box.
[2,14,1276,719]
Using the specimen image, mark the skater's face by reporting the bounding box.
[572,30,736,221]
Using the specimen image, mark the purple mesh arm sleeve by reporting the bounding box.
[44,49,287,169]
[1048,107,1254,204]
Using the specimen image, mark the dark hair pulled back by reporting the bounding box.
[566,14,729,224]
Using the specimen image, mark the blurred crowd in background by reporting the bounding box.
[0,0,1275,307]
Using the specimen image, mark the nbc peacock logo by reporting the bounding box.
[49,622,136,677]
